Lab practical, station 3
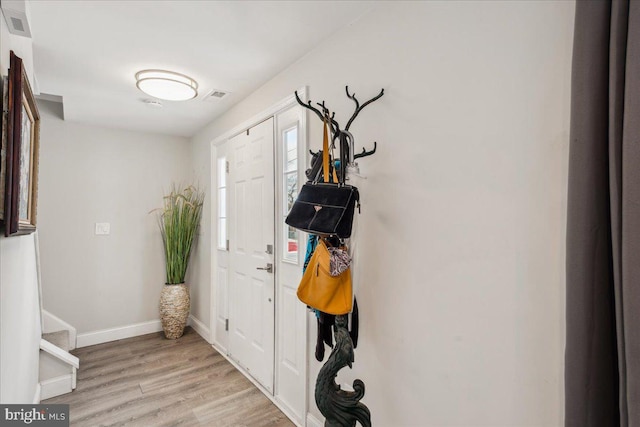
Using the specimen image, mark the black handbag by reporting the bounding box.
[286,115,359,238]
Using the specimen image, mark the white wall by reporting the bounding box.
[187,136,211,328]
[0,234,41,403]
[0,4,42,404]
[190,2,574,425]
[37,100,191,334]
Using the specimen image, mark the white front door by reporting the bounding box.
[228,118,275,392]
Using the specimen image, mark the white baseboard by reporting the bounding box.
[40,375,72,401]
[306,413,323,427]
[32,383,41,404]
[76,319,163,348]
[188,315,211,343]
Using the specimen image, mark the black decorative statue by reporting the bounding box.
[315,315,371,427]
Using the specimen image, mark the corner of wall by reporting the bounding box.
[0,234,43,403]
[189,314,211,344]
[0,9,41,404]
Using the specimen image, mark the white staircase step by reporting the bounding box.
[39,337,79,400]
[42,310,77,350]
[43,330,70,352]
[40,339,79,369]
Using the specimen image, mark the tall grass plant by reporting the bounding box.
[157,184,204,284]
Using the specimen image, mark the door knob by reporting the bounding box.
[256,263,273,273]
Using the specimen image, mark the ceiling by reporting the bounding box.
[28,1,374,137]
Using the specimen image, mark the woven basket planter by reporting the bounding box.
[160,283,190,339]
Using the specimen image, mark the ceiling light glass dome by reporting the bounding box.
[135,70,198,101]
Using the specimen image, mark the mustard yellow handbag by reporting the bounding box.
[297,239,353,315]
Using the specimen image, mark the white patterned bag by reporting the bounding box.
[327,247,351,277]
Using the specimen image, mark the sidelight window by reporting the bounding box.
[217,156,227,250]
[283,127,298,262]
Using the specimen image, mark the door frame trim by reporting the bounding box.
[208,87,307,149]
[209,86,309,425]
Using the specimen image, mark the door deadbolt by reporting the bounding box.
[256,263,273,273]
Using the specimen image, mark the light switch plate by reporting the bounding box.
[95,222,110,235]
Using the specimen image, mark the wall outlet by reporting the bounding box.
[95,223,110,235]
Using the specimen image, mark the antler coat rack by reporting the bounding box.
[295,86,384,427]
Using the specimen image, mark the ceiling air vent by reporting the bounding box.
[143,99,163,108]
[1,1,32,38]
[204,89,229,101]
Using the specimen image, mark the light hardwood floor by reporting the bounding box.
[43,328,295,427]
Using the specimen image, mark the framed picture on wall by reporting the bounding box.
[3,50,40,236]
[0,76,7,222]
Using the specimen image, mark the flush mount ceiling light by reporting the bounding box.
[135,70,198,101]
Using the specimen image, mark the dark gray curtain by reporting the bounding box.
[566,0,640,425]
